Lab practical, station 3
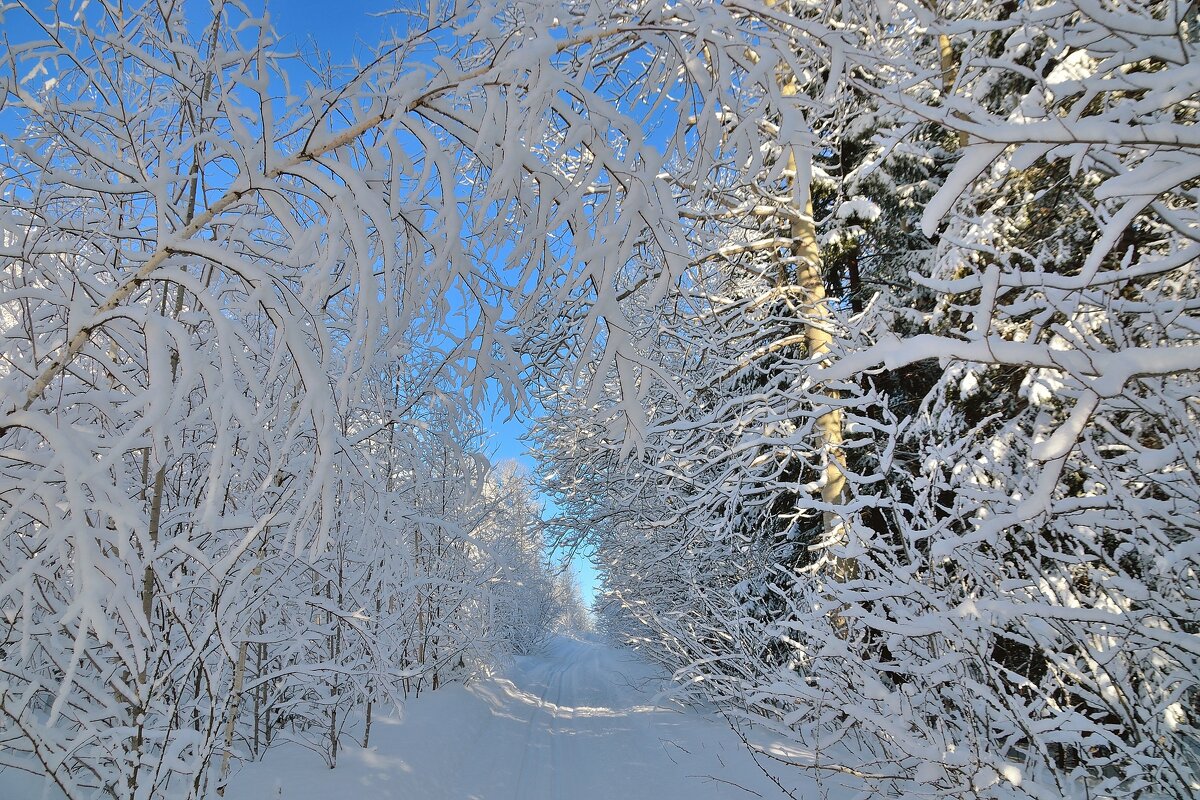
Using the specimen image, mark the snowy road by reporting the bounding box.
[226,636,814,800]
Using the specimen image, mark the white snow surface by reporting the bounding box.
[0,633,846,800]
[225,636,828,800]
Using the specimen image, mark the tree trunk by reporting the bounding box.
[215,638,249,797]
[938,33,970,149]
[766,1,856,622]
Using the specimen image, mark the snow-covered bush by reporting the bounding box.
[536,2,1199,798]
[0,0,681,795]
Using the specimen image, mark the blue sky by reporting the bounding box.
[268,0,601,608]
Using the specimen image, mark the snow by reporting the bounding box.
[834,196,881,223]
[2,2,1198,798]
[217,636,829,800]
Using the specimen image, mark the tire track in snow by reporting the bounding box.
[513,647,572,799]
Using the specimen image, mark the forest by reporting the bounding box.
[0,1,1196,799]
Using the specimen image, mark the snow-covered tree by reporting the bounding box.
[537,2,1199,798]
[2,0,1196,798]
[0,0,706,795]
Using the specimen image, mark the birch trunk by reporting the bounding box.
[215,638,250,797]
[766,5,854,591]
[938,32,970,149]
[749,2,855,635]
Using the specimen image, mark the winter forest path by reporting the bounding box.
[225,636,813,800]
